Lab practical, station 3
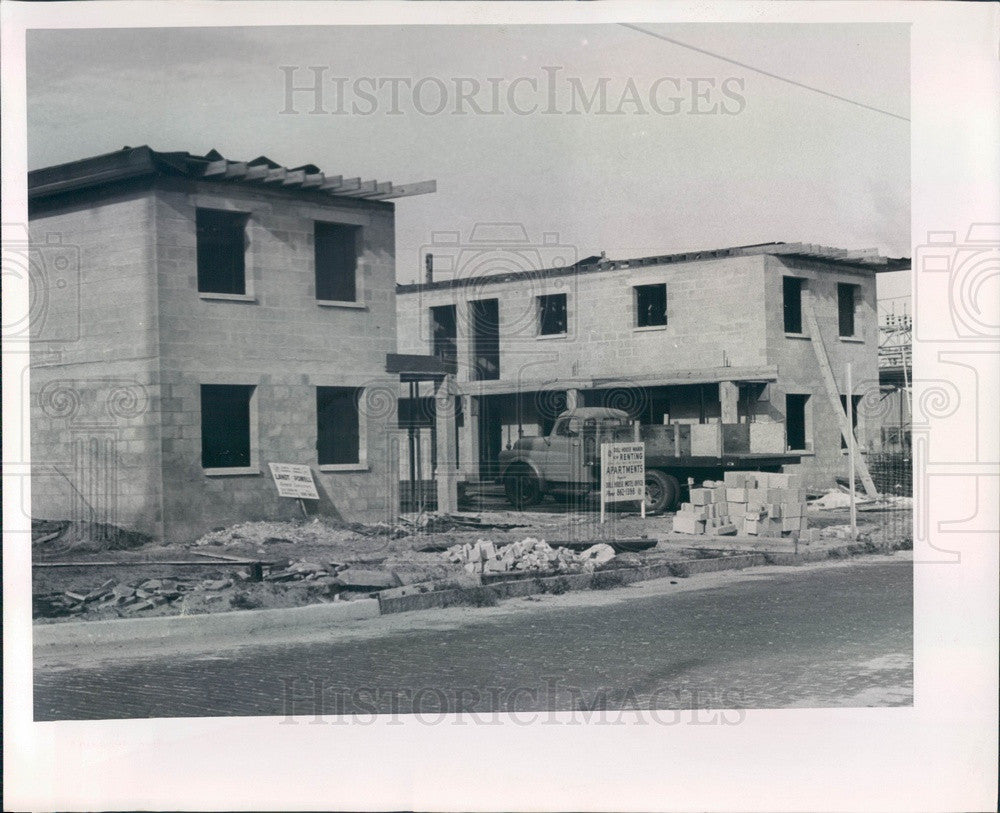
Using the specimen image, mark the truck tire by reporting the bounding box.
[644,470,679,514]
[503,464,543,508]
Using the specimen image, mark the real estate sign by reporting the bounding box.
[268,463,320,500]
[600,442,645,522]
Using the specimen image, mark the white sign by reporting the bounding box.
[268,463,320,500]
[600,442,646,522]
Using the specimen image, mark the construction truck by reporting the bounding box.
[498,407,802,513]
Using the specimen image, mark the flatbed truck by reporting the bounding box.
[497,406,802,513]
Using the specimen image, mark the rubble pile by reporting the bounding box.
[32,519,154,554]
[446,537,616,575]
[34,576,195,619]
[193,518,408,549]
[673,470,819,540]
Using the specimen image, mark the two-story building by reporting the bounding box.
[396,238,910,491]
[28,146,434,542]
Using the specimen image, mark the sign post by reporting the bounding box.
[599,442,646,524]
[268,463,320,517]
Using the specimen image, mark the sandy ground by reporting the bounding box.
[34,552,911,670]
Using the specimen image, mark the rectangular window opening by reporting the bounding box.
[783,276,804,334]
[197,209,248,295]
[635,283,667,328]
[317,386,361,465]
[537,293,568,336]
[838,282,859,337]
[315,222,359,302]
[430,304,458,373]
[839,394,862,450]
[201,384,254,468]
[471,298,500,381]
[785,393,809,451]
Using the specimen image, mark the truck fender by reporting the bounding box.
[499,456,546,486]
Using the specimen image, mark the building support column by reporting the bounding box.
[565,388,580,410]
[434,374,459,513]
[458,394,479,479]
[720,380,739,424]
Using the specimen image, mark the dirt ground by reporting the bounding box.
[32,499,911,624]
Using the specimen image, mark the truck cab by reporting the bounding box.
[498,407,659,509]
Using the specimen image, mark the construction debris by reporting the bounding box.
[673,471,810,538]
[445,537,617,575]
[34,576,192,619]
[32,519,154,554]
[402,512,530,533]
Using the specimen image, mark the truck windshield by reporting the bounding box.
[599,418,627,429]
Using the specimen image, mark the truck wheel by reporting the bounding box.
[644,471,679,514]
[503,464,543,508]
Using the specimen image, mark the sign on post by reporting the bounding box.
[600,442,646,523]
[268,463,319,515]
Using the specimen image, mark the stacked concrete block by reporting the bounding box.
[673,468,810,538]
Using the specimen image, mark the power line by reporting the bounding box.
[620,23,910,123]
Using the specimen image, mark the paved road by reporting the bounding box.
[34,561,912,720]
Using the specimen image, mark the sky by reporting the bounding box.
[26,23,911,299]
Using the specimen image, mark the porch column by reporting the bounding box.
[458,394,479,478]
[565,388,581,410]
[434,374,459,513]
[720,380,739,423]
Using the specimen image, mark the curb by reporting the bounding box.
[376,546,893,615]
[34,598,380,652]
[378,553,766,614]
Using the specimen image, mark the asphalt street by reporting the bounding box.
[34,560,912,720]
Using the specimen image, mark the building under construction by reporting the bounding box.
[396,232,910,495]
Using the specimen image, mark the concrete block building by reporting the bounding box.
[396,238,909,490]
[28,146,434,542]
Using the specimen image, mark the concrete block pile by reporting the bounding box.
[446,538,616,575]
[673,470,814,538]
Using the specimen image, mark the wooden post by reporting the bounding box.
[800,291,878,496]
[598,426,605,524]
[847,363,857,538]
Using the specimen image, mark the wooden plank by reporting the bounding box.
[328,176,360,192]
[281,169,306,185]
[337,179,378,196]
[301,172,325,188]
[800,291,879,496]
[202,159,228,177]
[244,164,270,180]
[33,560,261,568]
[354,181,394,198]
[373,179,437,199]
[224,162,248,178]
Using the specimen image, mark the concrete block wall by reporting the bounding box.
[29,180,402,543]
[762,255,879,489]
[153,181,399,541]
[29,195,165,538]
[156,371,399,543]
[398,254,770,385]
